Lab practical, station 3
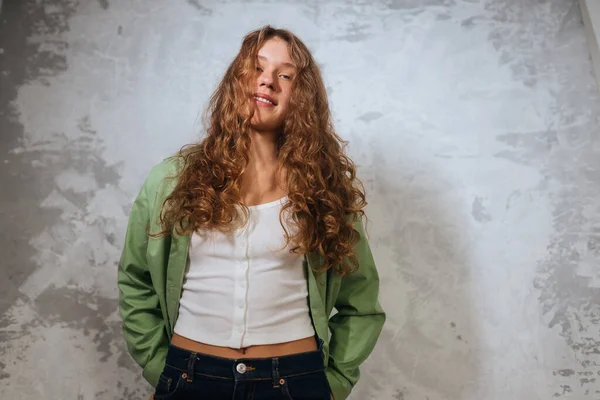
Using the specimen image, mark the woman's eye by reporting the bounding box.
[280,75,291,80]
[256,67,263,72]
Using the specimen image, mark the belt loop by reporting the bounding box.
[272,357,280,388]
[185,352,197,383]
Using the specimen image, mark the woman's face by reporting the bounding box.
[250,37,297,133]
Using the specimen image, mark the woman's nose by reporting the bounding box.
[260,72,274,87]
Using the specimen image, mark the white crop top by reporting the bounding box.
[173,196,316,348]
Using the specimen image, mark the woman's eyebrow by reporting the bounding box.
[258,55,297,70]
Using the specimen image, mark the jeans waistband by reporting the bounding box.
[164,337,326,383]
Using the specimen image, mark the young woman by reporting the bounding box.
[118,25,385,400]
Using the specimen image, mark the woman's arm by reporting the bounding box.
[117,179,169,388]
[325,215,386,400]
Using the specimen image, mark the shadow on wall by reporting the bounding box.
[351,160,483,400]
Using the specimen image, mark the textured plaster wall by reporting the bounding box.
[0,0,599,399]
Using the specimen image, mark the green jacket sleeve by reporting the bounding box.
[117,179,168,387]
[325,216,386,400]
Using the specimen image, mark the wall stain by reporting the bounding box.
[34,286,118,362]
[471,196,492,223]
[337,21,373,43]
[554,369,575,377]
[186,0,213,16]
[358,111,384,122]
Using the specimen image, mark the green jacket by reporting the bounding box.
[117,157,386,400]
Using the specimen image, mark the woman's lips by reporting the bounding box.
[254,96,276,107]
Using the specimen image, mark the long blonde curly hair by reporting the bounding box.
[153,25,368,276]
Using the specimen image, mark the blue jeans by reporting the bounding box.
[153,338,332,399]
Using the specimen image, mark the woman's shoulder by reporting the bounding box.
[143,155,183,196]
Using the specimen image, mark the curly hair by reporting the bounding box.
[152,25,368,276]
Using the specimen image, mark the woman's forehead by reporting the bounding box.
[257,39,296,69]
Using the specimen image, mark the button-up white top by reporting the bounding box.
[173,196,316,348]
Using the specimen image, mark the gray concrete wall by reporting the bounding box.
[1,0,599,399]
[581,0,600,91]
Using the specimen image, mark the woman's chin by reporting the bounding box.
[249,120,279,133]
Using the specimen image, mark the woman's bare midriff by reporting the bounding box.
[171,332,318,358]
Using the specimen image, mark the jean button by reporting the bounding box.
[236,363,247,374]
